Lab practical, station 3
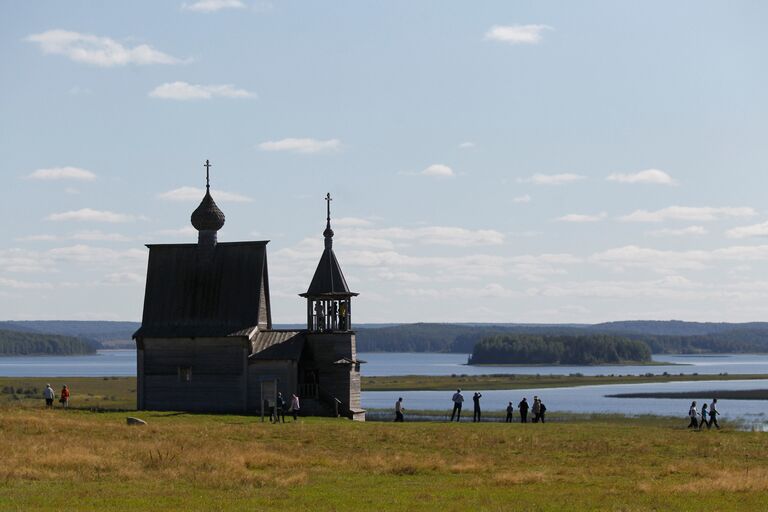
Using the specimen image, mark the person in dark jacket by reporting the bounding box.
[394,397,404,422]
[505,402,514,423]
[275,392,286,423]
[472,392,483,422]
[538,400,547,423]
[518,398,529,423]
[450,389,464,422]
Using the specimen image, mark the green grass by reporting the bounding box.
[0,405,767,511]
[0,377,135,410]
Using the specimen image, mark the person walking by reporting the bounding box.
[450,389,464,422]
[699,403,709,430]
[687,401,699,429]
[472,392,483,422]
[395,397,404,422]
[538,400,547,423]
[43,384,55,409]
[532,396,541,423]
[709,398,720,429]
[60,385,70,409]
[518,397,529,423]
[289,393,300,421]
[275,392,286,423]
[505,402,514,423]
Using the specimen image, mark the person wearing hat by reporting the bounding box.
[43,384,55,409]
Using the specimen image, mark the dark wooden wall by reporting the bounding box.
[139,336,248,413]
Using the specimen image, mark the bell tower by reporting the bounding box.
[300,193,358,331]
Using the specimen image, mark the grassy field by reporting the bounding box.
[0,406,767,511]
[1,377,135,410]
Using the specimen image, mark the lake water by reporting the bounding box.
[4,350,768,378]
[1,350,766,428]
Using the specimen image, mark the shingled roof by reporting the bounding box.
[249,330,305,360]
[133,241,271,338]
[302,246,356,297]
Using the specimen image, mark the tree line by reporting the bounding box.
[0,329,98,356]
[468,334,652,365]
[355,322,768,354]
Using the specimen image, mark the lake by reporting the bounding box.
[1,350,766,428]
[4,350,768,378]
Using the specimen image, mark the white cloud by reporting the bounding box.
[421,164,455,177]
[619,206,756,223]
[25,30,183,67]
[17,231,133,242]
[149,81,255,100]
[156,186,252,202]
[154,226,198,238]
[333,217,373,227]
[726,221,768,239]
[519,173,585,185]
[26,166,96,181]
[257,138,341,154]
[484,24,553,45]
[590,244,768,274]
[556,212,607,223]
[71,230,133,242]
[46,208,136,223]
[512,194,531,203]
[47,245,146,265]
[102,272,144,285]
[648,226,708,237]
[182,0,245,12]
[16,234,59,242]
[607,168,677,185]
[0,277,54,290]
[458,142,476,149]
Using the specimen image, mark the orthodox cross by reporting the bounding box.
[325,192,332,223]
[204,160,212,190]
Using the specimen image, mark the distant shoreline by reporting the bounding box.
[606,389,768,400]
[362,373,768,391]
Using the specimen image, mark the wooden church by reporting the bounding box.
[133,161,364,420]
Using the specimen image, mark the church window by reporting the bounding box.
[178,366,192,383]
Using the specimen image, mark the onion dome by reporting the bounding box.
[191,190,225,232]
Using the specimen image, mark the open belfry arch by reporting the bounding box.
[133,161,365,420]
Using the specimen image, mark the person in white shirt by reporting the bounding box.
[43,384,55,409]
[709,398,720,429]
[289,393,300,421]
[450,389,464,422]
[687,401,699,429]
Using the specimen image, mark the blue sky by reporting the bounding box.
[2,1,768,323]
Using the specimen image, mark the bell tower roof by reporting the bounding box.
[300,193,358,298]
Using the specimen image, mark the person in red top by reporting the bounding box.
[60,385,70,408]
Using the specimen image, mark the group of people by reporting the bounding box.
[265,392,301,423]
[42,384,69,409]
[509,396,546,423]
[393,389,550,423]
[687,398,721,429]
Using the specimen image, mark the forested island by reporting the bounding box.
[355,321,768,355]
[0,329,98,356]
[468,334,652,365]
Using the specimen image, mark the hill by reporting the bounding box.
[355,321,768,354]
[0,329,98,356]
[0,321,140,348]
